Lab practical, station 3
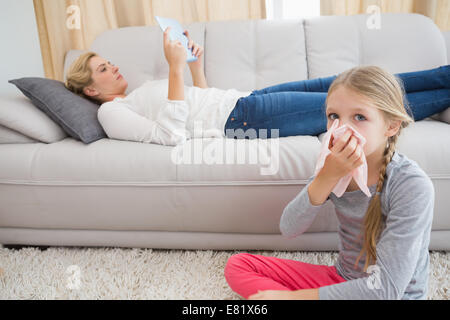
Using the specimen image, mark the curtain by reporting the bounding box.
[33,0,267,81]
[321,0,449,31]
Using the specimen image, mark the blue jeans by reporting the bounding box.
[224,65,450,138]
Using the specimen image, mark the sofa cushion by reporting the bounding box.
[304,15,360,79]
[9,77,107,144]
[204,19,308,91]
[305,13,448,79]
[0,94,67,143]
[0,124,39,144]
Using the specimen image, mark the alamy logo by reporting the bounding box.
[170,121,281,176]
[66,5,81,30]
[366,5,381,30]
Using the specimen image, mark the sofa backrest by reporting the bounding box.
[305,13,447,79]
[443,30,450,63]
[64,13,448,94]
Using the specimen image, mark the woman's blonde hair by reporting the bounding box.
[65,51,101,105]
[325,66,415,273]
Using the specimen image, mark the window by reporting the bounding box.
[266,0,321,20]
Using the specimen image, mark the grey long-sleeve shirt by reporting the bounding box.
[280,151,435,300]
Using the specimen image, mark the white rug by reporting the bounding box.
[0,247,448,300]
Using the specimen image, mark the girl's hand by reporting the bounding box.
[183,29,204,69]
[320,129,365,181]
[163,27,187,71]
[248,290,297,300]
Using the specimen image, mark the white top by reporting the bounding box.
[97,79,252,146]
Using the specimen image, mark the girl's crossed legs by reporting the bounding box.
[224,253,347,300]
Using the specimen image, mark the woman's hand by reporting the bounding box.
[163,27,187,71]
[183,29,204,70]
[320,129,365,181]
[183,29,208,88]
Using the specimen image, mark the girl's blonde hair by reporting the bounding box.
[325,66,415,273]
[65,51,101,105]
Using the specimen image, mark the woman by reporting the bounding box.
[65,27,450,146]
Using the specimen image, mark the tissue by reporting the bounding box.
[314,119,371,197]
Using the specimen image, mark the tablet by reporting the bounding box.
[155,16,198,63]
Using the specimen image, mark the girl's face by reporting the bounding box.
[326,86,400,163]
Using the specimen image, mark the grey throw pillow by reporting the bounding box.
[9,77,107,144]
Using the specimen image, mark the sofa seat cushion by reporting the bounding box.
[0,135,322,185]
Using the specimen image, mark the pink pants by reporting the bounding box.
[224,253,347,299]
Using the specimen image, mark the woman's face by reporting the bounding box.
[83,56,128,103]
[326,86,400,166]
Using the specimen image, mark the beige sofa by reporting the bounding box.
[0,13,449,250]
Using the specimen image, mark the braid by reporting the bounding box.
[354,135,398,273]
[376,135,397,192]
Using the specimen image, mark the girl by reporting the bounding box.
[65,27,450,145]
[223,65,437,300]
